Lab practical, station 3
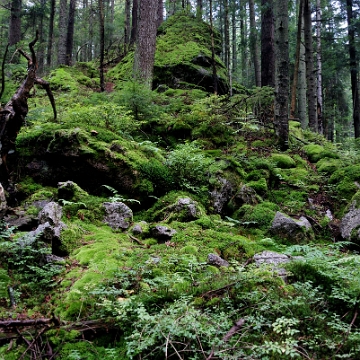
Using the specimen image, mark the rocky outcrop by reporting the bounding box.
[0,183,6,215]
[270,211,313,243]
[103,202,133,230]
[210,178,235,214]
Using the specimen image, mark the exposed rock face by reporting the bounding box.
[340,206,360,243]
[207,253,229,267]
[39,202,63,226]
[58,180,88,200]
[170,198,200,221]
[132,221,149,235]
[103,202,133,230]
[270,211,313,243]
[151,225,176,240]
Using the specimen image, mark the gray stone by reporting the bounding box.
[172,197,199,220]
[253,251,290,266]
[103,202,133,230]
[340,207,360,242]
[132,221,148,235]
[207,253,229,267]
[151,225,176,240]
[0,183,7,215]
[270,211,313,243]
[39,202,63,226]
[210,178,234,214]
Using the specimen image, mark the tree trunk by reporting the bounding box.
[240,1,247,84]
[58,0,68,64]
[196,0,203,19]
[249,0,261,86]
[261,0,275,87]
[8,0,22,46]
[124,0,131,51]
[133,0,158,88]
[47,0,56,66]
[99,0,105,91]
[65,0,76,66]
[224,0,230,74]
[130,0,138,45]
[157,0,164,28]
[316,0,323,134]
[274,0,289,150]
[346,0,360,138]
[290,0,303,118]
[304,0,317,131]
[209,0,218,94]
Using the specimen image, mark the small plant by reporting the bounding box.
[102,185,140,204]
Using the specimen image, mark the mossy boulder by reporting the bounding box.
[302,144,339,163]
[316,157,343,174]
[270,154,296,169]
[270,211,314,244]
[154,13,228,94]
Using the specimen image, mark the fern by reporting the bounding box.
[102,185,140,204]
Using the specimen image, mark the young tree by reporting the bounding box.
[99,0,105,91]
[133,0,158,88]
[46,0,56,66]
[261,0,275,87]
[274,0,289,150]
[316,0,323,133]
[57,0,68,64]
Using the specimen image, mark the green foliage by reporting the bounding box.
[165,142,213,193]
[271,153,296,169]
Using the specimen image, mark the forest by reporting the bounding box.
[2,0,360,359]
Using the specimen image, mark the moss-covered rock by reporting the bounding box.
[270,154,296,169]
[302,144,339,163]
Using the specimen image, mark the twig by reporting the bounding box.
[19,326,49,360]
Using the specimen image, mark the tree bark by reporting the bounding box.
[65,0,76,66]
[133,0,158,88]
[124,0,131,50]
[290,0,303,118]
[47,0,56,66]
[346,0,360,138]
[209,0,218,94]
[274,0,289,150]
[304,0,317,131]
[261,0,275,87]
[99,0,105,91]
[196,0,203,19]
[249,0,261,86]
[157,0,164,28]
[316,0,323,134]
[8,0,22,46]
[57,0,68,64]
[130,0,138,45]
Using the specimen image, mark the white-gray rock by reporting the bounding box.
[103,202,133,230]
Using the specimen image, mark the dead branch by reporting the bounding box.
[0,31,57,179]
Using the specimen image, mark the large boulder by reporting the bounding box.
[151,225,177,241]
[210,178,235,214]
[270,211,313,243]
[103,202,133,230]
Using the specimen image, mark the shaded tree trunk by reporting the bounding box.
[274,0,289,150]
[157,0,164,28]
[130,0,138,45]
[209,0,218,94]
[261,0,275,87]
[124,0,131,50]
[316,0,323,133]
[290,0,303,118]
[65,0,76,65]
[249,0,261,86]
[47,0,56,66]
[133,0,158,88]
[99,0,105,91]
[196,0,203,19]
[346,0,360,138]
[58,0,68,64]
[9,0,22,45]
[304,0,317,131]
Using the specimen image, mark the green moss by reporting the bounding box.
[234,201,280,229]
[247,177,268,194]
[303,144,339,163]
[180,245,198,254]
[270,154,296,169]
[316,157,343,174]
